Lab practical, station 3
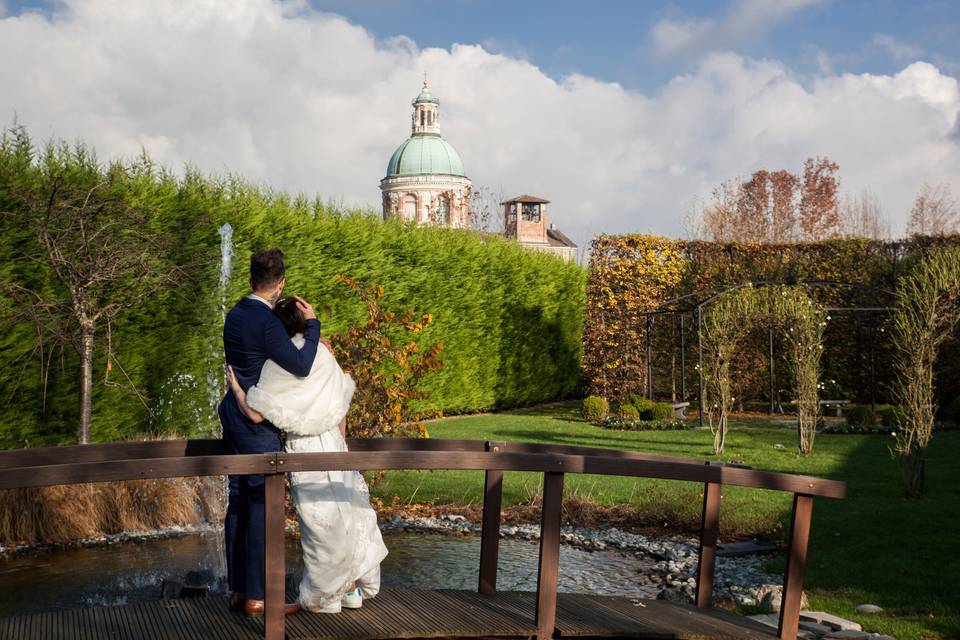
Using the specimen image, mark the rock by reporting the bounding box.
[824,631,869,639]
[799,621,835,635]
[183,569,215,587]
[855,604,883,614]
[160,580,183,600]
[713,593,737,611]
[747,613,779,629]
[801,612,863,632]
[656,586,693,604]
[867,635,895,640]
[774,443,785,449]
[757,584,808,612]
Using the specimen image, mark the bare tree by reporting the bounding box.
[2,147,183,443]
[906,183,959,237]
[469,185,505,233]
[840,188,889,239]
[695,179,741,241]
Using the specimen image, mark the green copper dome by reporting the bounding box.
[414,86,438,104]
[386,135,466,177]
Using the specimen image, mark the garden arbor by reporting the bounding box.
[699,285,826,454]
[641,280,898,454]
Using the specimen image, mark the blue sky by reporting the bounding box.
[6,1,958,89]
[1,1,958,246]
[303,0,960,89]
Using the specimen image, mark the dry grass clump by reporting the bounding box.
[0,477,224,546]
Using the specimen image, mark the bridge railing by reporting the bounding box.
[0,438,845,640]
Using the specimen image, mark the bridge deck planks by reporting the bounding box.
[0,590,777,640]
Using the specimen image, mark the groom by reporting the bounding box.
[219,248,320,616]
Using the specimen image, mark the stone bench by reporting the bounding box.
[782,399,850,417]
[671,402,690,419]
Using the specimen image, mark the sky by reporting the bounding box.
[1,0,959,249]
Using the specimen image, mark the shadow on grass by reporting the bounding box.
[799,432,960,638]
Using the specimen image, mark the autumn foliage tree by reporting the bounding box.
[692,157,842,243]
[330,275,444,439]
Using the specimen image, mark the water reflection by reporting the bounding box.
[0,531,657,617]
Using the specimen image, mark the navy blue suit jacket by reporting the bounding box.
[218,296,321,445]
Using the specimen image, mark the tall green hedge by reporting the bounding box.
[0,131,585,448]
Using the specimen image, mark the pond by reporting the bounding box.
[0,530,659,618]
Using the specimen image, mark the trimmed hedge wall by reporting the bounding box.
[0,132,585,447]
[585,234,960,408]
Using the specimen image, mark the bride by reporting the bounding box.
[226,296,388,614]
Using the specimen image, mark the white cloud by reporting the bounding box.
[1,0,958,248]
[650,0,826,59]
[873,34,924,63]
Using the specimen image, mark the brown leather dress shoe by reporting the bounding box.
[228,592,246,612]
[243,599,301,616]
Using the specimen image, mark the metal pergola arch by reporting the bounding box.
[639,280,899,426]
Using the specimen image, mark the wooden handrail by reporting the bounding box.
[0,441,846,498]
[0,438,845,640]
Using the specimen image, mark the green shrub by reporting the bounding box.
[845,404,877,427]
[581,396,609,422]
[650,402,675,420]
[618,403,640,421]
[625,397,675,420]
[879,405,908,428]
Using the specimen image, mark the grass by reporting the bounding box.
[370,402,960,640]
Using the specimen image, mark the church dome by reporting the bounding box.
[386,135,466,177]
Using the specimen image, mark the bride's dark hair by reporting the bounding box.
[273,297,308,337]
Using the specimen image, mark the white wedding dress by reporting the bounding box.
[246,335,388,613]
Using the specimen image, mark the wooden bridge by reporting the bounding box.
[0,438,846,640]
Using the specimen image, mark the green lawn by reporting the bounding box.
[371,403,960,640]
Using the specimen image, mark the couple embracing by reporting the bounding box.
[218,249,387,616]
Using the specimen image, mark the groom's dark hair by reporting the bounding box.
[250,248,285,291]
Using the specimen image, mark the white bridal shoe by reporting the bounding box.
[341,586,363,609]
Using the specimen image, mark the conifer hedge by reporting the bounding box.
[0,130,585,447]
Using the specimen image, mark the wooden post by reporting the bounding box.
[535,471,564,640]
[695,482,721,608]
[264,468,286,640]
[478,441,505,595]
[778,494,814,640]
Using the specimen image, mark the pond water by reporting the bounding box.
[0,531,658,617]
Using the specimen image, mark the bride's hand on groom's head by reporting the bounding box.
[292,295,317,320]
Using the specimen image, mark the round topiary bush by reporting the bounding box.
[618,403,640,421]
[879,405,908,428]
[845,404,877,427]
[581,396,609,422]
[650,402,675,421]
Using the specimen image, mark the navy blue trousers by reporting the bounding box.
[220,398,283,601]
